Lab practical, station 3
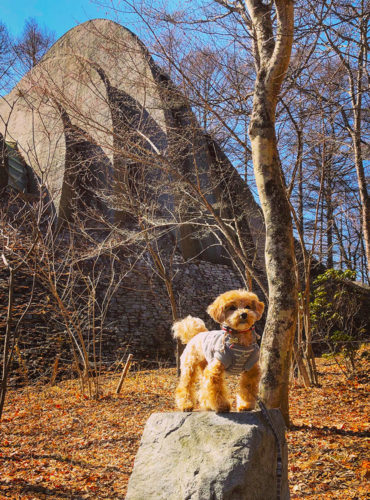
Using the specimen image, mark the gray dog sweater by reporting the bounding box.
[200,329,260,375]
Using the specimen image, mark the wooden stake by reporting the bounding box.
[49,354,60,386]
[115,354,133,394]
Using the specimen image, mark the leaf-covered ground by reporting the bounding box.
[0,356,368,499]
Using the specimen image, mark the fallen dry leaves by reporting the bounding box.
[288,356,369,499]
[0,356,369,499]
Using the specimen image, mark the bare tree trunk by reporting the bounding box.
[325,157,334,269]
[251,127,297,423]
[298,151,304,238]
[0,266,15,420]
[293,343,310,387]
[245,0,298,425]
[353,134,370,275]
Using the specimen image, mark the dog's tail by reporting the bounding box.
[172,315,208,344]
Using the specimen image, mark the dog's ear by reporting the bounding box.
[207,297,225,324]
[253,299,265,320]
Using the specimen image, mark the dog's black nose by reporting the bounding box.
[240,312,248,320]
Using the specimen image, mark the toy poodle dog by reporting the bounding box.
[172,289,264,413]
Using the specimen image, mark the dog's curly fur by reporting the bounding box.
[173,289,265,413]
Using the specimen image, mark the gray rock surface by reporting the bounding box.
[126,410,289,500]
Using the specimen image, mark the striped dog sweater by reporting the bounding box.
[200,329,260,375]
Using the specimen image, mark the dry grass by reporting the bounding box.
[0,356,369,499]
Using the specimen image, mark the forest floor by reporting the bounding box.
[0,354,369,499]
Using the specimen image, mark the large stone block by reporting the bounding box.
[126,410,289,500]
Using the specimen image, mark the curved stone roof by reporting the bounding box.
[0,19,174,215]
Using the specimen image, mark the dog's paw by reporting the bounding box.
[180,404,194,412]
[175,390,195,412]
[176,399,194,412]
[215,401,231,413]
[237,403,255,412]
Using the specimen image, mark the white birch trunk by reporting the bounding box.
[245,0,297,425]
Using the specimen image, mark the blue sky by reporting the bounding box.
[1,0,112,38]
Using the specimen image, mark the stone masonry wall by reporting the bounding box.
[0,255,246,384]
[100,258,245,365]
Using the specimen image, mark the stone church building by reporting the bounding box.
[0,20,267,375]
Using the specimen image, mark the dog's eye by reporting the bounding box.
[228,305,237,311]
